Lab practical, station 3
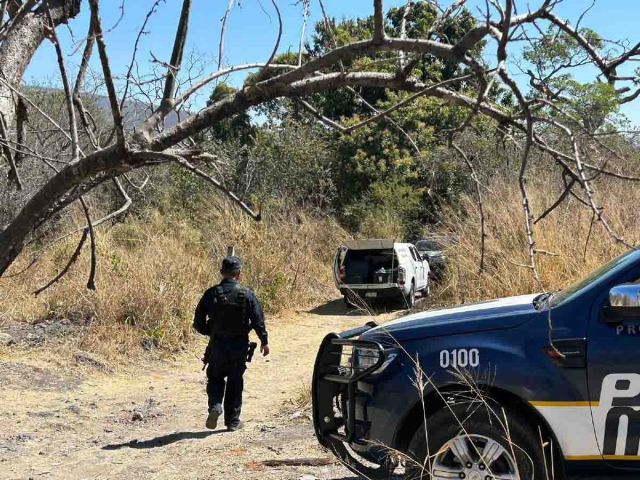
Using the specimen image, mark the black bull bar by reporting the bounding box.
[312,321,396,478]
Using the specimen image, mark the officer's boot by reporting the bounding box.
[206,406,222,430]
[227,420,244,432]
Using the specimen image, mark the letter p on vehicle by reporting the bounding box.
[600,374,640,407]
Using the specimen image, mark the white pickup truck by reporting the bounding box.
[333,239,430,308]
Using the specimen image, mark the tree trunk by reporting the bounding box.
[0,1,80,127]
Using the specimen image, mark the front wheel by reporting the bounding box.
[405,402,550,480]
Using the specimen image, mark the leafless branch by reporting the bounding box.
[218,0,235,71]
[78,198,97,291]
[298,0,309,67]
[397,1,411,70]
[534,177,576,224]
[88,0,126,151]
[154,151,261,220]
[120,0,164,112]
[161,0,192,109]
[372,0,385,44]
[34,229,88,296]
[298,99,348,132]
[47,3,97,291]
[260,0,283,73]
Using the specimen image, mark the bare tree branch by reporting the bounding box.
[78,197,97,291]
[397,1,411,70]
[260,0,283,73]
[34,229,88,296]
[298,99,348,132]
[372,0,385,44]
[218,0,235,71]
[161,0,192,109]
[88,0,125,151]
[534,177,576,224]
[155,151,261,220]
[120,0,164,112]
[298,0,309,67]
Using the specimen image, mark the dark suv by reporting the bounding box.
[313,249,640,479]
[415,235,455,279]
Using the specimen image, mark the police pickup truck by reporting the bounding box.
[313,249,640,479]
[333,239,430,308]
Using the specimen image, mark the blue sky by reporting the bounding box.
[25,0,640,123]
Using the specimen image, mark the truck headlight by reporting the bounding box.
[353,347,397,375]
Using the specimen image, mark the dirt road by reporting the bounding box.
[0,300,399,480]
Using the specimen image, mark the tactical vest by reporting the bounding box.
[208,284,250,337]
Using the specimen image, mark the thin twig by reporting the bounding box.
[259,0,282,74]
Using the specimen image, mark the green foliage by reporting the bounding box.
[171,168,208,218]
[552,78,619,131]
[244,52,299,86]
[523,26,603,73]
[342,181,424,240]
[250,121,337,210]
[255,272,288,312]
[523,26,618,130]
[207,82,254,144]
[189,3,491,241]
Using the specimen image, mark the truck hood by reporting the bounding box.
[364,293,540,343]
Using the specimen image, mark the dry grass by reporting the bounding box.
[0,194,348,360]
[432,173,640,307]
[291,380,312,410]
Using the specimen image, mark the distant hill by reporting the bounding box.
[22,85,187,130]
[94,96,186,129]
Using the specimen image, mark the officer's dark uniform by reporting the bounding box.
[193,256,268,430]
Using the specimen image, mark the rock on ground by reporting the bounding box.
[0,332,13,346]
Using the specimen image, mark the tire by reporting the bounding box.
[405,283,415,309]
[405,402,549,480]
[343,294,355,309]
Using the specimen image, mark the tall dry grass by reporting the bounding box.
[432,173,640,306]
[0,193,347,360]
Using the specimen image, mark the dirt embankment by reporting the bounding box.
[0,300,399,480]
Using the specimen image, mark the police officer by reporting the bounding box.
[193,255,270,431]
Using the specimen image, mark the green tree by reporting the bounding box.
[207,82,255,144]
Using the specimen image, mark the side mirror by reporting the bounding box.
[607,284,640,321]
[422,254,430,261]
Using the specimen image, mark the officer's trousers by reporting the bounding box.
[206,338,248,427]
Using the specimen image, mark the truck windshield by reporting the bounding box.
[549,249,636,307]
[416,240,439,251]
